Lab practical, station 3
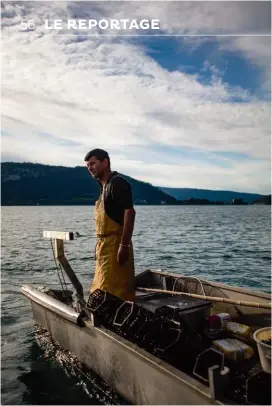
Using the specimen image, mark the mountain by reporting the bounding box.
[1,162,177,206]
[252,195,271,205]
[160,187,264,204]
[2,162,267,206]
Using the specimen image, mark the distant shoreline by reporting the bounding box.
[2,162,270,206]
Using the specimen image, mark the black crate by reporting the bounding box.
[87,290,158,343]
[87,289,203,363]
[193,348,224,383]
[87,289,124,313]
[152,318,182,353]
[86,289,125,333]
[112,300,158,345]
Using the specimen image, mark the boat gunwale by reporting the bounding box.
[20,284,81,324]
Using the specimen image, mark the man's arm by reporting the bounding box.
[111,177,135,265]
[121,207,136,246]
[118,207,136,265]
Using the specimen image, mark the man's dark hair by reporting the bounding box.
[84,149,110,165]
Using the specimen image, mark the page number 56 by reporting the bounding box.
[21,20,36,30]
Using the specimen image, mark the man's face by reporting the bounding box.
[86,156,107,179]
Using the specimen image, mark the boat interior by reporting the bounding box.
[135,269,271,328]
[35,267,271,405]
[136,270,271,404]
[83,269,271,405]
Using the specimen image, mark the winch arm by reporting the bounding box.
[43,230,85,306]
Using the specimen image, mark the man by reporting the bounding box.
[84,148,136,302]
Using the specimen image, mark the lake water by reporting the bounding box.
[1,205,271,404]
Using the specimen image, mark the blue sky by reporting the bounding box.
[140,36,267,99]
[1,1,271,193]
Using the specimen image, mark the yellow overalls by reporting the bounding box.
[90,192,136,302]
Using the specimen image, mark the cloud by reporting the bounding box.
[218,35,271,93]
[142,0,270,35]
[111,152,271,193]
[1,1,271,194]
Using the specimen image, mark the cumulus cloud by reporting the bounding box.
[1,1,271,193]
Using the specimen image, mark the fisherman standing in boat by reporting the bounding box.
[84,149,136,302]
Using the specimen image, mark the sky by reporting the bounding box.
[1,0,271,193]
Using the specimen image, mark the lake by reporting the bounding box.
[1,205,271,404]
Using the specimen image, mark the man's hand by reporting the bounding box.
[117,245,130,265]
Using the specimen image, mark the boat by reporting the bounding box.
[21,231,271,405]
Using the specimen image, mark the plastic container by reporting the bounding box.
[205,313,231,338]
[226,322,253,342]
[253,327,271,374]
[212,338,254,361]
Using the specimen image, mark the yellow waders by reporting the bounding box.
[90,195,136,302]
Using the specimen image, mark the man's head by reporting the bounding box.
[84,148,111,179]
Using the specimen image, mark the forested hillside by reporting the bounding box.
[1,162,177,205]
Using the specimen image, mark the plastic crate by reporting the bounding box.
[86,289,125,333]
[193,348,224,383]
[113,300,158,345]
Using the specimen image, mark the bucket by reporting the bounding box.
[253,327,271,374]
